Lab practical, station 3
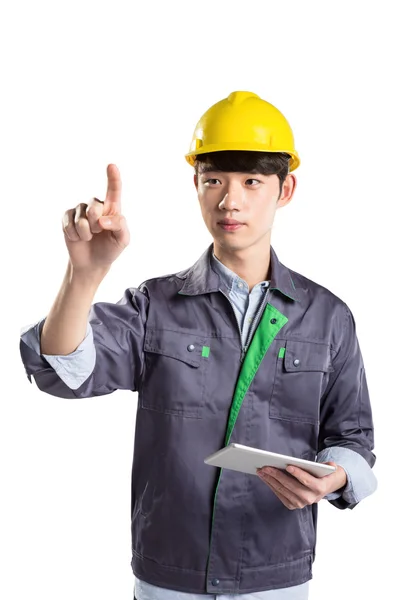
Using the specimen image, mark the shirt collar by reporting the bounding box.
[210,252,270,294]
[177,243,299,302]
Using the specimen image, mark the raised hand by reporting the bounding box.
[62,164,130,274]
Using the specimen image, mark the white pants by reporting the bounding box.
[134,579,310,600]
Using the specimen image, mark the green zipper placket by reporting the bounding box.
[206,302,288,577]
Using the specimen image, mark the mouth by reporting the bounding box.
[217,218,244,232]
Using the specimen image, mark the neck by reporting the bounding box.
[213,238,272,291]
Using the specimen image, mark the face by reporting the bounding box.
[194,169,297,255]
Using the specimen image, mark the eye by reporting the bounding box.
[204,178,221,185]
[246,178,261,186]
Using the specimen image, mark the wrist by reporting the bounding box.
[328,465,347,494]
[67,261,110,288]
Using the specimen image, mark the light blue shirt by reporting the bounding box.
[20,251,377,600]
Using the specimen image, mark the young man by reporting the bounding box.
[20,91,377,600]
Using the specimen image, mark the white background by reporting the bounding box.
[1,1,399,598]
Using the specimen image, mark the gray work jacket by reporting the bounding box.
[20,244,376,594]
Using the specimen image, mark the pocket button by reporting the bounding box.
[187,344,195,352]
[293,358,300,367]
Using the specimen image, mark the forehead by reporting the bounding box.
[198,166,265,175]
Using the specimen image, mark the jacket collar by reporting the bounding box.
[177,243,300,302]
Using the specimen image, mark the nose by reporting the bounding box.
[218,182,244,211]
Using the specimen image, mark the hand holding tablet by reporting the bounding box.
[204,443,336,478]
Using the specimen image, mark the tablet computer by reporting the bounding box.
[204,443,336,478]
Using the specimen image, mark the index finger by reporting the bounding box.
[104,163,122,212]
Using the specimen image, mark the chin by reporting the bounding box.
[217,238,247,252]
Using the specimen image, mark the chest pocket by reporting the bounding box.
[140,328,209,419]
[269,339,334,425]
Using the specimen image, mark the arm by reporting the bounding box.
[257,303,377,510]
[317,303,377,509]
[39,260,109,356]
[20,318,95,390]
[20,285,149,398]
[20,163,141,399]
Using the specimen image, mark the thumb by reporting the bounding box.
[324,461,338,474]
[99,214,130,246]
[99,214,125,232]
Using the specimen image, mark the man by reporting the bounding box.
[20,91,377,599]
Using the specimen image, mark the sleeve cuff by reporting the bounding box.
[317,446,378,504]
[20,319,96,390]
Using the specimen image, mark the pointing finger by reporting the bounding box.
[104,164,121,213]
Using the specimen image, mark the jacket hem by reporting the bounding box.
[131,552,313,594]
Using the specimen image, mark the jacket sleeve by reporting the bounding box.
[317,303,377,510]
[19,287,148,399]
[317,446,377,506]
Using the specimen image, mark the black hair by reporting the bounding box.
[194,150,291,198]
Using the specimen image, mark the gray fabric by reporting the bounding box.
[209,252,377,505]
[20,243,376,594]
[20,252,377,508]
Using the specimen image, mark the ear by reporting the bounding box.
[277,174,297,209]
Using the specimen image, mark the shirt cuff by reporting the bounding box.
[20,318,96,390]
[317,446,377,504]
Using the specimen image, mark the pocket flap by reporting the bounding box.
[284,340,334,373]
[144,328,208,368]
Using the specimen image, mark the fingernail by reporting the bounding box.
[101,218,112,226]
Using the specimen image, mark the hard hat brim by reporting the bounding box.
[185,145,300,172]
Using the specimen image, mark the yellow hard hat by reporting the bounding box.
[185,91,300,172]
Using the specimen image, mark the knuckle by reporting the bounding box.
[74,221,92,240]
[62,209,73,228]
[86,203,103,218]
[86,206,97,218]
[75,217,88,229]
[74,203,88,219]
